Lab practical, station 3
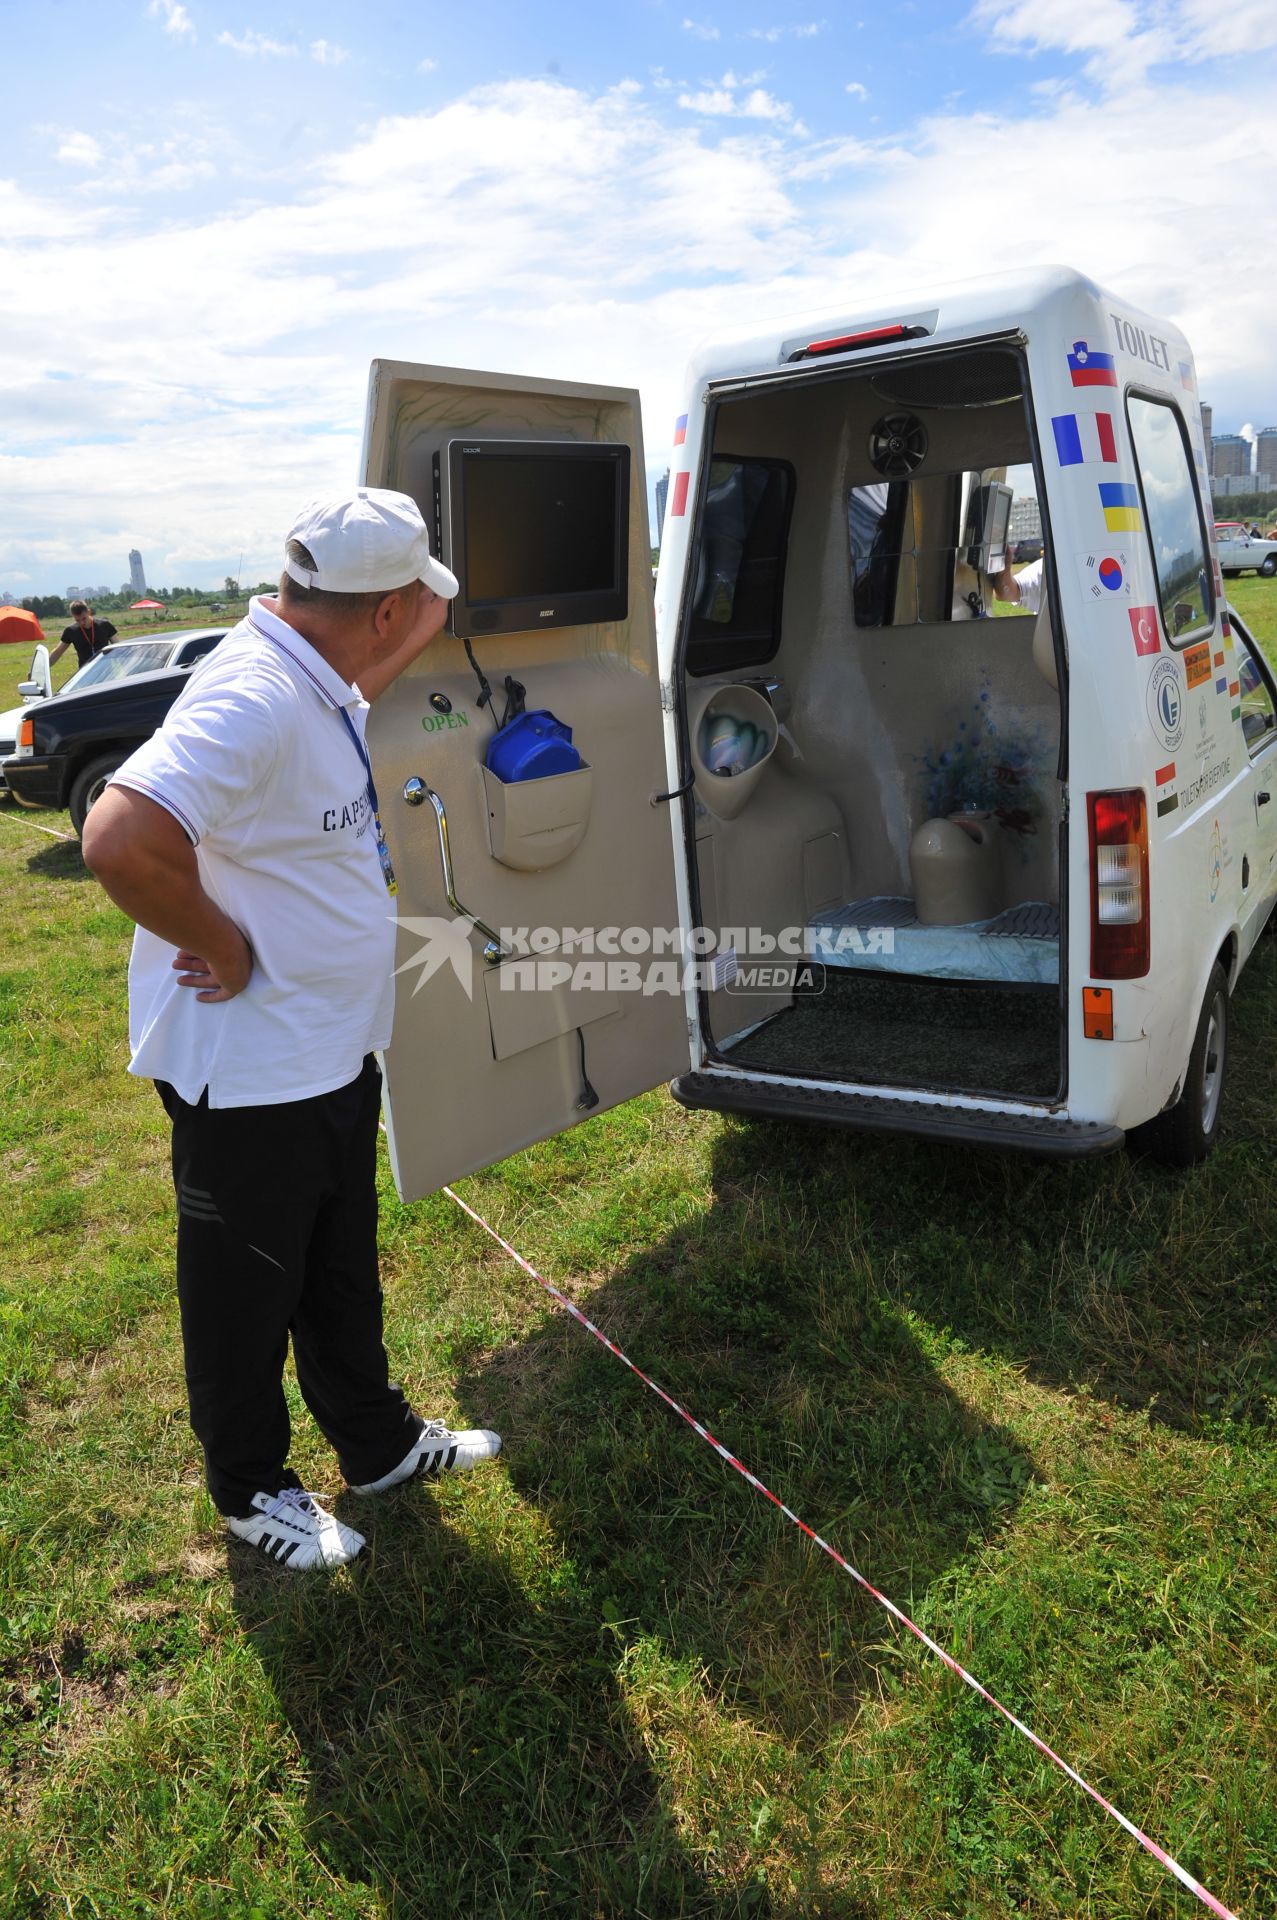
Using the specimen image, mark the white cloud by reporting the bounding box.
[149,0,194,38]
[4,64,1277,589]
[57,132,102,167]
[217,28,298,57]
[418,57,438,73]
[311,40,349,66]
[845,81,868,100]
[749,21,824,39]
[679,73,796,122]
[681,18,720,41]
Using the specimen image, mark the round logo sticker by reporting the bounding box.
[1098,556,1124,591]
[1146,657,1184,753]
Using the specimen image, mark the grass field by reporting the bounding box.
[1,585,1275,1918]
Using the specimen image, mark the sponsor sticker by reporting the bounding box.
[1181,758,1232,814]
[1145,656,1184,751]
[1184,642,1211,690]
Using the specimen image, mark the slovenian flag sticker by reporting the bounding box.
[1068,340,1118,387]
[1100,482,1143,533]
[673,415,687,447]
[1053,412,1118,466]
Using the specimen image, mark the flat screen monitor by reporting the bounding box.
[437,439,631,638]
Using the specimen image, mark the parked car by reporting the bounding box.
[1011,536,1043,564]
[1214,521,1277,576]
[3,627,226,831]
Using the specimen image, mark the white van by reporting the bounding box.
[361,266,1277,1200]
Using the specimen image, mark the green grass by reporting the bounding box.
[0,593,1275,1917]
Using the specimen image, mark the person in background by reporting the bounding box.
[990,552,1043,615]
[82,489,502,1573]
[50,600,117,670]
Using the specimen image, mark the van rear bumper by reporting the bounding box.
[670,1071,1123,1158]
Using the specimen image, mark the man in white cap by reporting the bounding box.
[83,489,502,1571]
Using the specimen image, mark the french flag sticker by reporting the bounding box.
[673,414,688,446]
[1052,412,1118,466]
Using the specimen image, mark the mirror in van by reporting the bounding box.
[849,466,1035,626]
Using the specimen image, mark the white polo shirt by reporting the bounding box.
[110,597,396,1108]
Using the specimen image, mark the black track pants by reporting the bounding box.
[156,1056,421,1517]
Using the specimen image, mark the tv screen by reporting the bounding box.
[441,440,630,637]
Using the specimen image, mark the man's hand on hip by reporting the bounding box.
[82,784,254,1001]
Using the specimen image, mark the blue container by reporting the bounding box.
[485,710,582,783]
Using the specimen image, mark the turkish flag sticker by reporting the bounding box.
[1128,605,1161,656]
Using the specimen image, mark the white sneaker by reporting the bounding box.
[226,1487,365,1570]
[349,1418,502,1495]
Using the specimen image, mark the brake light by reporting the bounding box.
[18,716,33,750]
[788,322,928,362]
[1088,789,1150,978]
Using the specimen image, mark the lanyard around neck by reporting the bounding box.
[335,701,380,818]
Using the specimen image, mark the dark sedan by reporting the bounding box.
[4,627,226,834]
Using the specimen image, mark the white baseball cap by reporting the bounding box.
[284,487,459,598]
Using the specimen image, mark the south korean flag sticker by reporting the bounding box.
[1077,550,1131,601]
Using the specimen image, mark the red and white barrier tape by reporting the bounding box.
[0,810,73,841]
[444,1183,1239,1920]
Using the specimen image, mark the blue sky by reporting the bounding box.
[4,0,1277,594]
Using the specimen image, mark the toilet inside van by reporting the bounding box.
[680,343,1065,1103]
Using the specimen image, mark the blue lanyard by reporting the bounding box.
[337,702,381,819]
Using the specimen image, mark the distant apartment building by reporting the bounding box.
[1009,495,1042,539]
[1214,472,1273,497]
[128,549,147,595]
[1200,403,1212,473]
[65,584,112,602]
[1256,427,1277,483]
[1211,433,1249,479]
[654,470,669,543]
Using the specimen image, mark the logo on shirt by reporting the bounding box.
[323,789,372,837]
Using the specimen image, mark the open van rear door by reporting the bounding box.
[362,360,687,1201]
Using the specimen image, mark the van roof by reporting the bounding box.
[684,264,1192,390]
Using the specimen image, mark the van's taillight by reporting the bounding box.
[1088,789,1150,979]
[788,322,928,362]
[18,716,34,749]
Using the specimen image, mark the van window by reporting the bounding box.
[1125,394,1213,645]
[1237,638,1277,757]
[686,456,794,675]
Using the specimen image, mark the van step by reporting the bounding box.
[670,1071,1123,1158]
